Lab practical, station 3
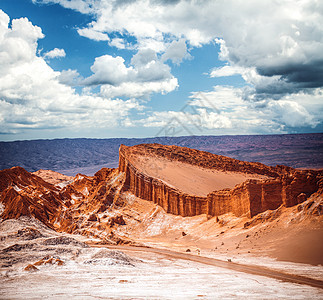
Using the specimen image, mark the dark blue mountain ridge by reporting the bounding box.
[0,133,322,176]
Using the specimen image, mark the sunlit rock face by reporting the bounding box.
[0,143,322,238]
[119,144,322,218]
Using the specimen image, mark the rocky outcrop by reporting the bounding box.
[1,143,322,238]
[32,170,73,185]
[0,167,64,228]
[119,146,207,216]
[119,144,323,218]
[208,171,320,217]
[121,143,282,177]
[0,165,133,244]
[55,168,124,233]
[0,166,123,233]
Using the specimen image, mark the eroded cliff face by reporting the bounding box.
[1,143,322,239]
[0,167,64,228]
[119,144,323,218]
[0,166,126,241]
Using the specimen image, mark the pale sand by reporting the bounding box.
[131,155,269,196]
[117,193,323,268]
[1,219,322,299]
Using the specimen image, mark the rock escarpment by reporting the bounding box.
[119,144,322,218]
[0,142,322,238]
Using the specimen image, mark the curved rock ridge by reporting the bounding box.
[120,143,289,177]
[119,144,323,217]
[0,143,322,241]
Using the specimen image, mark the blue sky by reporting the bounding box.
[0,0,322,141]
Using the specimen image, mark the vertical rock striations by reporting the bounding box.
[119,144,323,218]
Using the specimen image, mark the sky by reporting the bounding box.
[0,0,322,141]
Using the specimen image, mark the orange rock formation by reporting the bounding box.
[0,143,322,236]
[0,167,64,228]
[119,144,322,217]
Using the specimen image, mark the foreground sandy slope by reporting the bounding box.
[0,218,322,299]
[108,192,323,266]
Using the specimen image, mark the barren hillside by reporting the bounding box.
[0,143,323,298]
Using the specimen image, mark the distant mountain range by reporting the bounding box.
[1,133,322,176]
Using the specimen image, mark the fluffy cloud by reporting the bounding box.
[161,39,191,64]
[83,49,178,97]
[109,38,128,49]
[267,100,316,128]
[84,55,133,86]
[100,78,178,99]
[0,10,44,69]
[38,0,323,100]
[58,69,82,86]
[141,85,320,134]
[0,10,140,134]
[188,86,319,132]
[43,48,66,59]
[210,65,246,78]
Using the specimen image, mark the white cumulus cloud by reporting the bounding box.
[161,39,191,64]
[43,48,66,59]
[0,10,140,135]
[38,0,323,100]
[82,49,178,98]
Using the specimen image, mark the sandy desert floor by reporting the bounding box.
[0,218,322,299]
[2,251,322,300]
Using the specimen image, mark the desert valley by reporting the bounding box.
[1,0,323,298]
[0,141,323,299]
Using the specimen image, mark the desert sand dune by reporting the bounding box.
[132,155,269,196]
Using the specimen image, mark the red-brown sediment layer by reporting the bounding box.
[119,144,322,217]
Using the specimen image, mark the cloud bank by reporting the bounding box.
[2,0,323,137]
[33,0,323,132]
[38,0,323,99]
[0,10,140,134]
